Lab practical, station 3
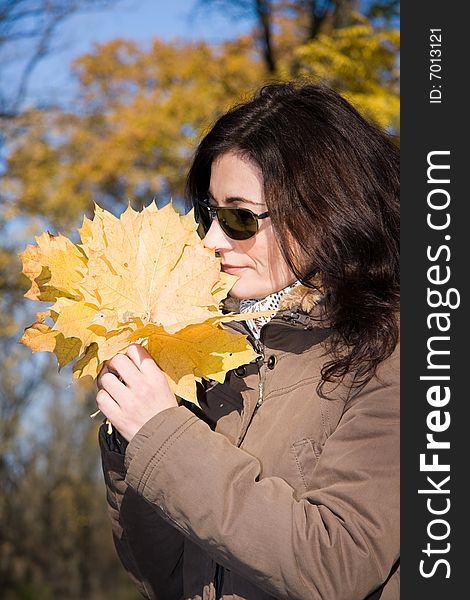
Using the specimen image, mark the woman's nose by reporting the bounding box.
[202,219,233,251]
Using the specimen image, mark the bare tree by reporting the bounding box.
[332,0,359,28]
[0,0,120,118]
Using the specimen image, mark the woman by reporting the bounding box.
[97,82,400,600]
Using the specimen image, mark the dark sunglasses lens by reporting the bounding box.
[218,208,258,240]
[195,202,211,237]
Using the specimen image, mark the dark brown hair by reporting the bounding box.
[186,82,399,390]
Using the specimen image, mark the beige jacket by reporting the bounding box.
[99,285,400,599]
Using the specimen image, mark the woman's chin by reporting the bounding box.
[228,281,266,301]
[228,280,254,300]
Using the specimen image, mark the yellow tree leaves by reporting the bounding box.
[2,18,399,232]
[20,311,60,354]
[294,19,400,131]
[21,232,87,301]
[3,37,263,228]
[19,202,259,405]
[128,321,257,404]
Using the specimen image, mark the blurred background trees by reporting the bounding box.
[0,1,399,597]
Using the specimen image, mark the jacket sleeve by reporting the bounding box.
[99,424,184,600]
[123,361,399,600]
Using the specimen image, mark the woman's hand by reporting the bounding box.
[96,344,178,442]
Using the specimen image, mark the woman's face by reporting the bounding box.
[202,151,296,300]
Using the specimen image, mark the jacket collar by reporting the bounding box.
[222,274,324,330]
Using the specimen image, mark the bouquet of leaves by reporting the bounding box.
[19,202,261,406]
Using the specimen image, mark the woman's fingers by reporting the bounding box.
[106,352,143,388]
[94,344,178,442]
[97,362,110,388]
[126,344,160,375]
[96,388,121,422]
[98,346,159,388]
[99,371,129,405]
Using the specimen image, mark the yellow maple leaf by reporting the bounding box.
[54,336,83,369]
[211,272,237,305]
[19,201,266,406]
[79,202,199,323]
[20,232,87,302]
[20,311,58,353]
[51,297,101,354]
[72,327,136,380]
[153,244,225,334]
[73,342,100,379]
[129,321,257,405]
[20,310,82,369]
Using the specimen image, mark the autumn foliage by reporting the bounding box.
[2,14,399,229]
[19,202,259,404]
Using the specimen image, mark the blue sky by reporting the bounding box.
[10,0,397,107]
[24,0,252,105]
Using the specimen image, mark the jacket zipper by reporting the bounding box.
[255,336,266,407]
[213,344,264,595]
[231,314,316,448]
[214,562,224,598]
[214,313,314,594]
[235,335,266,449]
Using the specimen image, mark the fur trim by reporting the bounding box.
[222,274,323,316]
[278,283,322,314]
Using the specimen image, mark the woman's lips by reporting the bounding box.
[222,264,248,274]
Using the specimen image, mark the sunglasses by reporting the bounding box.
[195,198,270,241]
